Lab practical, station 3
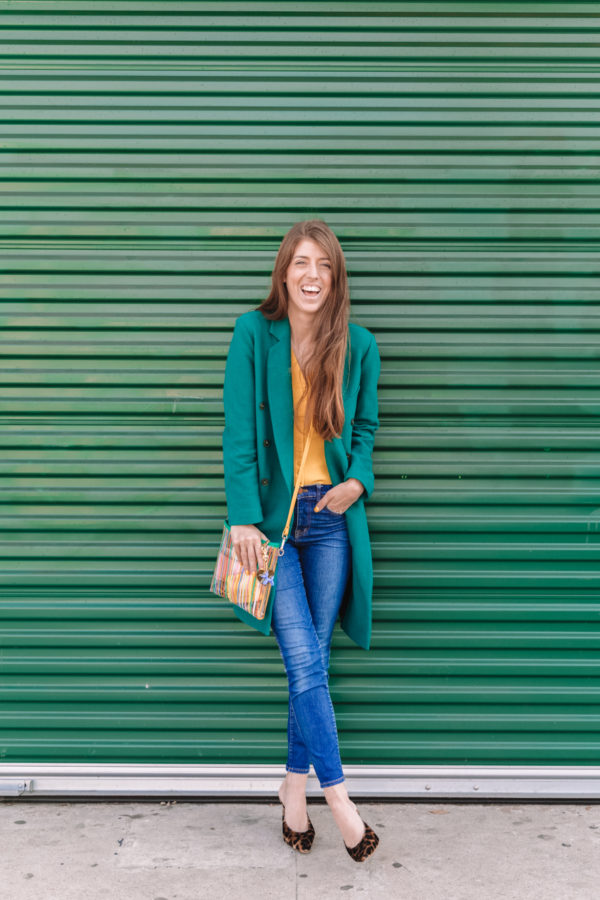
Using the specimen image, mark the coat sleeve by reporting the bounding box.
[222,316,264,526]
[345,333,381,501]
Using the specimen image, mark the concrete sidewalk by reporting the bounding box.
[1,799,599,900]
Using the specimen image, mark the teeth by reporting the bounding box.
[302,286,320,294]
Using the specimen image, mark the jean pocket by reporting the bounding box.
[321,505,344,517]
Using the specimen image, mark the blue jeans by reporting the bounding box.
[271,482,352,789]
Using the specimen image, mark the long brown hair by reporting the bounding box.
[257,219,350,441]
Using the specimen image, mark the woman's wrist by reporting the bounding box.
[345,477,365,498]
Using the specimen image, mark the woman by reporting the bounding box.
[222,219,381,862]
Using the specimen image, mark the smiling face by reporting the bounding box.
[284,238,332,317]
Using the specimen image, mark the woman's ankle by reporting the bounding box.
[323,786,364,847]
[323,782,354,810]
[280,772,308,802]
[279,773,310,831]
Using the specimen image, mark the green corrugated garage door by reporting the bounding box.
[1,2,600,793]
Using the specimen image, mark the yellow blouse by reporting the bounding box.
[291,348,332,485]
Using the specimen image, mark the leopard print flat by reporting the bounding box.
[344,820,379,862]
[281,804,316,853]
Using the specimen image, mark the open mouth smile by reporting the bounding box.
[300,285,321,297]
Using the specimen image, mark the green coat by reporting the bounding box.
[221,309,380,650]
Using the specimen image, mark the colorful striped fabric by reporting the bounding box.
[210,521,280,620]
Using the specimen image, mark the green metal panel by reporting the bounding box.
[0,1,599,767]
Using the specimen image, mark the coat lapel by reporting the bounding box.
[267,317,294,495]
[266,315,350,497]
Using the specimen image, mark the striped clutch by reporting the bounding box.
[210,519,281,620]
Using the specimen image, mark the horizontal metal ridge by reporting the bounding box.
[1,764,599,800]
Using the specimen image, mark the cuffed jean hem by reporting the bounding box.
[319,774,345,788]
[286,766,310,775]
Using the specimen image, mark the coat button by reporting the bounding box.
[259,401,265,410]
[261,478,269,486]
[263,439,270,447]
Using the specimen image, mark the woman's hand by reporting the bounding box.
[230,523,270,573]
[315,478,364,515]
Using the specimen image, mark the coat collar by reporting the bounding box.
[266,315,349,496]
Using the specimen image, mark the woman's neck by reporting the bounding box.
[288,305,316,359]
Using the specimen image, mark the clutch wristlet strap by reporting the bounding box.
[278,426,314,555]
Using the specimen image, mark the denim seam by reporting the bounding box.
[323,691,345,785]
[287,698,310,773]
[291,683,344,787]
[319,775,345,788]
